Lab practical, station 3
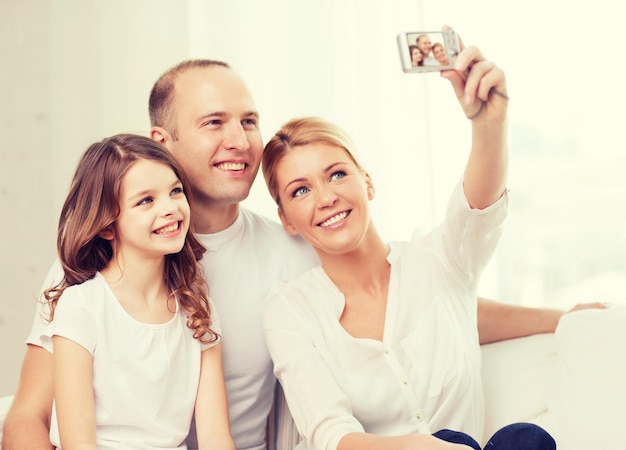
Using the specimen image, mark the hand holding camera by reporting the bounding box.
[398,27,508,123]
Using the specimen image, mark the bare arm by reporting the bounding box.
[476,297,561,345]
[53,336,97,450]
[2,344,54,450]
[338,432,473,450]
[194,343,235,450]
[477,297,608,345]
[440,31,509,210]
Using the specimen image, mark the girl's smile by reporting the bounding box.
[113,159,191,259]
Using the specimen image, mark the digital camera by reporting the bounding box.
[397,29,460,73]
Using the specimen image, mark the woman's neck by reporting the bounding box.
[318,226,391,341]
[318,226,390,295]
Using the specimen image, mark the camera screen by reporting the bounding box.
[404,31,451,68]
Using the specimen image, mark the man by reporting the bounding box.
[2,59,588,450]
[149,60,319,449]
[416,34,439,66]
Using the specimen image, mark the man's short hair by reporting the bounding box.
[148,59,230,137]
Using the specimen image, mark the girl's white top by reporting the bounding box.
[41,272,220,450]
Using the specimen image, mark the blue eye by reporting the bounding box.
[137,197,153,206]
[292,186,309,198]
[171,186,183,196]
[202,119,222,127]
[330,170,346,181]
[242,118,258,129]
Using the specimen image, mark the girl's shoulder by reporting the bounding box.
[58,273,109,309]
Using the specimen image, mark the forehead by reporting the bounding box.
[278,143,354,173]
[171,66,257,119]
[121,159,177,191]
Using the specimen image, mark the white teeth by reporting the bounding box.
[320,211,348,228]
[216,162,245,171]
[155,223,178,234]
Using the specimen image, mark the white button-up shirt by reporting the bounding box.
[264,181,508,450]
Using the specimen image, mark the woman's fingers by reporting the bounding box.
[440,47,508,120]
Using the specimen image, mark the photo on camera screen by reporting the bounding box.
[397,30,459,73]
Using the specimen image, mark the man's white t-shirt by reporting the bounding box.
[189,209,319,450]
[422,54,439,66]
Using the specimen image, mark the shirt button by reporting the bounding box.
[403,381,408,385]
[383,349,389,354]
[415,413,422,420]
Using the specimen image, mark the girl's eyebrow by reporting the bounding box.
[127,177,181,202]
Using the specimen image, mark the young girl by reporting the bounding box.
[261,39,556,450]
[42,134,235,450]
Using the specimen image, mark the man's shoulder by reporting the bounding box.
[240,208,302,244]
[240,208,283,230]
[239,207,319,264]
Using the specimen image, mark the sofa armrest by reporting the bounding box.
[480,333,557,443]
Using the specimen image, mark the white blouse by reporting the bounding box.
[264,181,508,450]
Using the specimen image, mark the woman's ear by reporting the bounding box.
[98,225,115,241]
[365,172,375,200]
[278,208,299,236]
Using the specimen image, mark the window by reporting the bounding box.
[189,0,626,308]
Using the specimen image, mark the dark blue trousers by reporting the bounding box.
[433,423,556,450]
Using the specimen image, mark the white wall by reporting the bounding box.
[1,0,53,397]
[0,0,192,397]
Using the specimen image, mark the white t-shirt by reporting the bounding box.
[423,54,439,66]
[264,182,508,450]
[40,272,220,450]
[188,209,319,450]
[28,209,319,450]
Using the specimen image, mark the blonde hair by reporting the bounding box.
[262,116,365,208]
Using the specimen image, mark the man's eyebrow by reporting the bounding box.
[195,111,259,123]
[195,111,227,124]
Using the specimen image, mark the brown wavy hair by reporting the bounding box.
[44,134,218,344]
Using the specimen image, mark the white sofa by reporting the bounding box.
[2,306,624,450]
[268,305,626,450]
[481,305,625,450]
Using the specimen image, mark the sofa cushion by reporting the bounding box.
[541,305,626,450]
[480,333,557,445]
